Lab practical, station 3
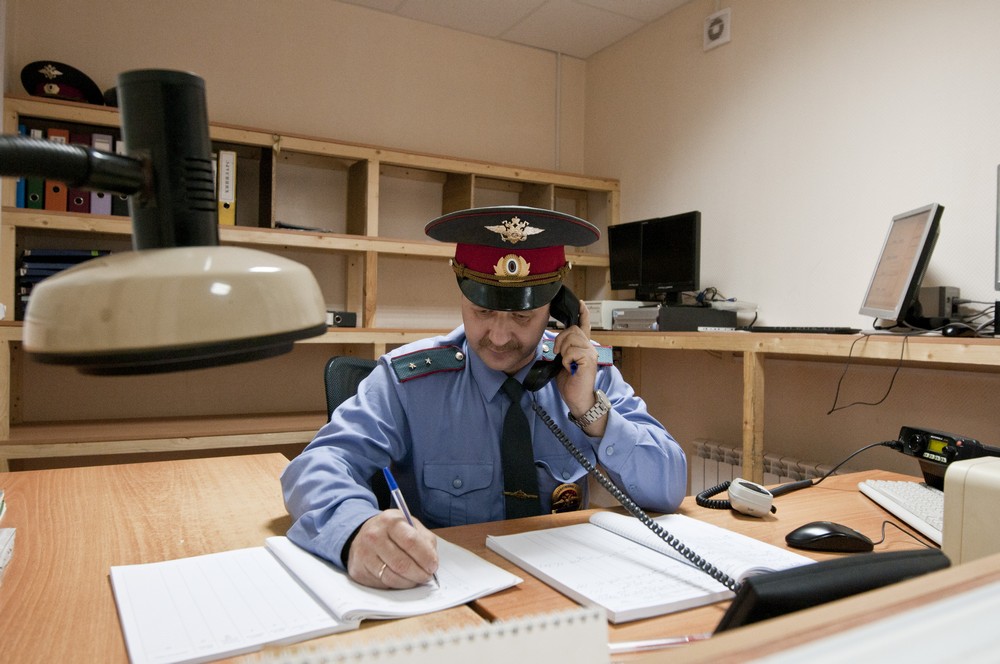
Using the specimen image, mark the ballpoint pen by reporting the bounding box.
[608,632,712,656]
[382,466,441,588]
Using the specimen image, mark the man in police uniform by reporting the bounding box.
[281,206,687,588]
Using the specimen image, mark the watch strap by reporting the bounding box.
[570,389,610,429]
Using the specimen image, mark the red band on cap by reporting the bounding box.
[33,82,86,102]
[454,243,566,276]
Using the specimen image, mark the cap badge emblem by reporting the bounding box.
[494,254,531,278]
[485,216,544,244]
[39,64,64,80]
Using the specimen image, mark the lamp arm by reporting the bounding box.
[0,136,145,195]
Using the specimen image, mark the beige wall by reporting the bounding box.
[587,0,1000,474]
[4,0,586,173]
[587,0,1000,326]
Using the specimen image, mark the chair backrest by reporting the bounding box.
[324,356,378,416]
[322,355,390,509]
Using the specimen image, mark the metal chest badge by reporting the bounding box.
[551,482,582,513]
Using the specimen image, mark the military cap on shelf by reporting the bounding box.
[425,205,600,311]
[20,61,104,105]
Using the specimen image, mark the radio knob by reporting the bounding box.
[907,434,926,454]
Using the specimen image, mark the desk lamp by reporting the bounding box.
[0,69,327,374]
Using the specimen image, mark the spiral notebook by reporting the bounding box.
[486,512,813,623]
[255,607,608,664]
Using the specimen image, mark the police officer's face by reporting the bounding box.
[461,296,550,375]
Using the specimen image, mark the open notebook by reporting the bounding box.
[110,536,521,664]
[487,512,813,623]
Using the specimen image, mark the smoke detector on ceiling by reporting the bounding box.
[704,8,732,51]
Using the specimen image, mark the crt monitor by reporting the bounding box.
[608,211,701,303]
[858,203,944,328]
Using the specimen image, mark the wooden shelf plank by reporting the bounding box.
[0,412,327,461]
[1,208,609,266]
[3,323,997,370]
[592,330,1000,369]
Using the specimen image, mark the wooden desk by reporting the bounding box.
[436,469,934,650]
[0,453,482,662]
[0,457,956,662]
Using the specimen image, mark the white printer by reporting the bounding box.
[584,300,649,330]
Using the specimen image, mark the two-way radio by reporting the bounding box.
[894,425,1000,489]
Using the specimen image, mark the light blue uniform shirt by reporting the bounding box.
[281,325,687,568]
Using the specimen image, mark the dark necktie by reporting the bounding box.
[500,377,542,518]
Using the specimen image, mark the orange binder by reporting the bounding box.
[44,127,70,211]
[67,132,91,214]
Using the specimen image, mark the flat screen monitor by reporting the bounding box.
[607,220,642,290]
[608,211,700,303]
[859,203,943,327]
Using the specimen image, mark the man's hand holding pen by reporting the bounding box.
[347,508,439,589]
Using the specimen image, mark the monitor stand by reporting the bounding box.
[902,302,950,330]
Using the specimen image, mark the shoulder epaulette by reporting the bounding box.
[539,341,614,366]
[390,345,466,382]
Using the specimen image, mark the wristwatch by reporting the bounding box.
[569,389,611,429]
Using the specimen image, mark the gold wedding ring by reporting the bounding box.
[378,562,388,581]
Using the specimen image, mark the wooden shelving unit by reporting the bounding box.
[7,96,996,479]
[0,95,619,470]
[593,330,1000,483]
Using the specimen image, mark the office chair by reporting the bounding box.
[322,355,390,509]
[324,355,378,415]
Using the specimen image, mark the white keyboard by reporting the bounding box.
[858,479,944,545]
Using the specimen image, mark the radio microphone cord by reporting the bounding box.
[696,440,902,513]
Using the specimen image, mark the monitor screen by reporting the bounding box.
[859,203,943,325]
[608,211,701,303]
[607,221,642,290]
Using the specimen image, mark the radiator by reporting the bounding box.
[689,439,836,495]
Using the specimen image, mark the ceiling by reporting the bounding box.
[334,0,694,59]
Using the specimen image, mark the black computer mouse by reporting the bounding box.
[942,323,976,337]
[785,521,874,552]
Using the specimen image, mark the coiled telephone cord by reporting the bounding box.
[530,401,741,593]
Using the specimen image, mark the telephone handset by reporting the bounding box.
[523,286,581,392]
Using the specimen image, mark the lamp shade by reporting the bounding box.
[23,246,328,374]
